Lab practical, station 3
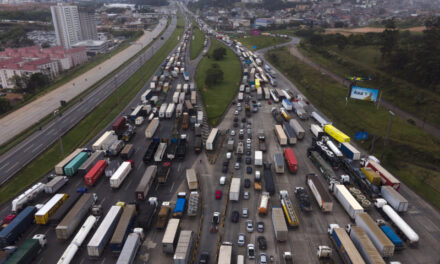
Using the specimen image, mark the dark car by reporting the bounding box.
[246,157,252,165]
[231,210,239,223]
[236,155,242,163]
[246,150,251,156]
[244,179,251,188]
[246,166,253,174]
[223,160,229,166]
[199,251,209,264]
[241,117,247,123]
[234,117,239,122]
[233,122,238,128]
[222,165,228,173]
[257,236,267,250]
[257,221,264,232]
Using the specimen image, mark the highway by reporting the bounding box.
[0,15,176,185]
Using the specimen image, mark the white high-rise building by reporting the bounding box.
[51,3,82,49]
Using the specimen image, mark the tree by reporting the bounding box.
[335,34,348,50]
[10,75,27,91]
[212,47,227,61]
[26,73,49,93]
[0,98,11,114]
[380,19,399,60]
[205,64,224,86]
[41,42,50,49]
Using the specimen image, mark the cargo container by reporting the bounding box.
[229,178,241,202]
[289,119,304,140]
[364,160,400,191]
[263,163,275,195]
[283,148,298,173]
[78,151,104,177]
[55,149,84,175]
[173,230,194,264]
[0,206,36,246]
[218,242,232,264]
[360,168,381,186]
[340,142,360,160]
[143,140,160,163]
[331,184,364,220]
[279,190,299,228]
[166,103,176,119]
[355,213,395,257]
[173,92,180,104]
[282,122,297,145]
[110,205,137,252]
[84,160,107,186]
[187,192,199,217]
[162,218,181,254]
[311,111,331,127]
[254,150,263,166]
[324,138,343,157]
[56,193,96,240]
[120,144,135,160]
[173,193,187,218]
[310,124,324,139]
[159,103,168,118]
[112,116,127,136]
[110,161,132,189]
[35,193,68,225]
[154,142,167,162]
[377,222,403,250]
[136,166,157,200]
[272,207,288,242]
[306,174,333,212]
[273,153,284,174]
[328,224,365,264]
[87,205,123,257]
[179,93,185,104]
[380,186,408,213]
[145,118,159,139]
[191,91,197,105]
[116,232,142,264]
[206,128,219,151]
[157,162,171,184]
[45,176,68,194]
[324,124,350,143]
[274,125,287,146]
[347,225,386,264]
[186,169,198,191]
[50,192,81,226]
[156,202,171,229]
[5,234,46,264]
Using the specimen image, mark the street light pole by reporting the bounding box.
[384,110,395,146]
[54,110,64,158]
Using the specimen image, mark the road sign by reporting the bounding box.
[252,45,257,49]
[354,131,368,140]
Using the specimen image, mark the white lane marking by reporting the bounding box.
[48,128,56,135]
[124,178,134,191]
[5,161,19,173]
[23,143,34,153]
[136,163,142,171]
[169,182,175,193]
[36,258,44,264]
[101,197,107,205]
[79,258,85,264]
[155,184,159,191]
[31,143,43,153]
[99,258,106,264]
[177,163,182,172]
[0,161,10,170]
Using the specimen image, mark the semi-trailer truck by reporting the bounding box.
[110,161,132,189]
[306,174,333,212]
[272,207,288,242]
[331,184,364,220]
[263,163,275,195]
[0,206,36,246]
[156,202,171,229]
[44,176,68,194]
[135,165,157,200]
[157,162,171,184]
[5,234,46,263]
[328,224,365,264]
[116,230,144,264]
[346,225,386,264]
[186,169,198,191]
[110,204,137,253]
[229,178,241,202]
[279,190,299,227]
[173,193,187,218]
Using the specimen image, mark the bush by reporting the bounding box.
[205,63,223,86]
[212,47,226,60]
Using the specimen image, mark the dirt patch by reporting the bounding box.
[325,26,426,35]
[3,93,24,105]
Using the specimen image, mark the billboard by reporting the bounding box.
[349,86,379,102]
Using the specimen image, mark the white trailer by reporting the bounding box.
[331,184,364,220]
[92,131,117,151]
[191,91,197,104]
[380,186,408,212]
[229,178,241,202]
[173,230,194,264]
[179,93,185,104]
[310,124,324,139]
[274,125,287,146]
[87,206,122,257]
[110,161,132,189]
[206,128,219,151]
[116,232,143,264]
[162,218,181,254]
[312,111,331,127]
[254,151,263,166]
[173,92,180,104]
[166,103,176,119]
[183,83,189,94]
[44,176,68,194]
[218,242,232,264]
[11,182,45,213]
[186,169,198,191]
[145,118,159,139]
[159,103,168,119]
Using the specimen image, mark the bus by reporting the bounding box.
[35,193,68,225]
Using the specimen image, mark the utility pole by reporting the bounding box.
[54,109,64,158]
[384,110,395,146]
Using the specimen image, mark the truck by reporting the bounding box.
[227,138,234,151]
[380,186,408,213]
[186,169,198,191]
[173,230,194,264]
[145,118,160,139]
[154,142,167,162]
[84,160,107,186]
[282,99,292,111]
[364,159,400,191]
[263,163,275,195]
[236,141,244,154]
[197,111,203,123]
[306,174,333,212]
[156,202,171,229]
[283,122,297,145]
[218,242,232,264]
[340,142,360,160]
[87,205,123,257]
[279,190,299,227]
[294,187,312,212]
[157,162,171,184]
[121,126,135,142]
[181,112,189,130]
[254,151,263,166]
[44,176,68,194]
[166,139,177,160]
[274,125,287,145]
[92,131,118,151]
[112,116,127,136]
[35,193,68,225]
[110,204,137,252]
[355,212,395,257]
[331,184,364,220]
[116,230,144,264]
[78,151,104,177]
[206,128,219,151]
[63,152,89,177]
[173,92,180,104]
[312,111,331,127]
[376,220,404,250]
[324,124,350,143]
[136,165,157,200]
[361,167,381,186]
[173,192,187,218]
[258,192,270,215]
[56,193,97,240]
[108,140,125,156]
[324,137,343,157]
[50,192,81,226]
[162,218,181,254]
[284,148,298,173]
[310,124,324,139]
[0,206,37,247]
[176,135,187,159]
[229,178,241,202]
[289,119,305,140]
[135,197,158,231]
[187,192,199,216]
[327,224,365,264]
[120,144,135,160]
[110,161,132,189]
[5,234,46,263]
[273,153,284,174]
[272,207,288,242]
[346,225,386,264]
[271,109,283,124]
[166,103,176,119]
[159,103,168,119]
[176,103,183,118]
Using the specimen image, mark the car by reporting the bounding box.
[257,221,264,233]
[215,190,222,200]
[236,155,242,163]
[234,111,239,116]
[244,179,251,188]
[246,138,252,144]
[244,191,250,200]
[247,128,252,135]
[246,220,254,233]
[259,253,267,264]
[237,233,245,246]
[247,244,255,259]
[268,100,272,105]
[240,123,245,129]
[231,210,239,223]
[247,124,252,129]
[252,100,257,104]
[237,103,241,107]
[245,150,251,156]
[230,130,236,136]
[234,117,239,122]
[241,117,247,123]
[212,212,220,225]
[222,165,228,173]
[235,162,240,170]
[233,122,238,128]
[257,236,267,250]
[199,251,209,264]
[246,166,252,174]
[226,152,232,159]
[245,157,251,165]
[246,143,251,150]
[238,106,242,111]
[242,208,248,218]
[255,170,261,181]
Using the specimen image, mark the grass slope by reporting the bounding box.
[190,26,205,60]
[0,15,184,205]
[236,35,289,50]
[266,47,440,209]
[196,38,242,126]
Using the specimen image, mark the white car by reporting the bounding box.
[244,191,249,200]
[237,233,245,246]
[230,130,236,136]
[242,208,248,218]
[246,219,254,233]
[246,138,251,144]
[226,152,232,159]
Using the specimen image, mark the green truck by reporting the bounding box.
[64,152,89,176]
[5,234,46,264]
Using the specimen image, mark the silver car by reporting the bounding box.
[237,233,245,246]
[242,208,248,218]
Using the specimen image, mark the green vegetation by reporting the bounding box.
[0,25,34,48]
[0,14,184,205]
[196,38,242,126]
[266,47,440,209]
[0,10,51,22]
[190,26,205,60]
[235,35,289,50]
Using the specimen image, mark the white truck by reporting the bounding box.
[331,183,364,220]
[166,103,175,119]
[145,118,159,139]
[159,103,168,119]
[186,169,198,191]
[110,161,132,189]
[229,178,241,202]
[254,151,263,166]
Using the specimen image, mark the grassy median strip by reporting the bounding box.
[235,35,289,50]
[190,26,205,60]
[0,15,184,205]
[266,47,440,209]
[196,38,242,126]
